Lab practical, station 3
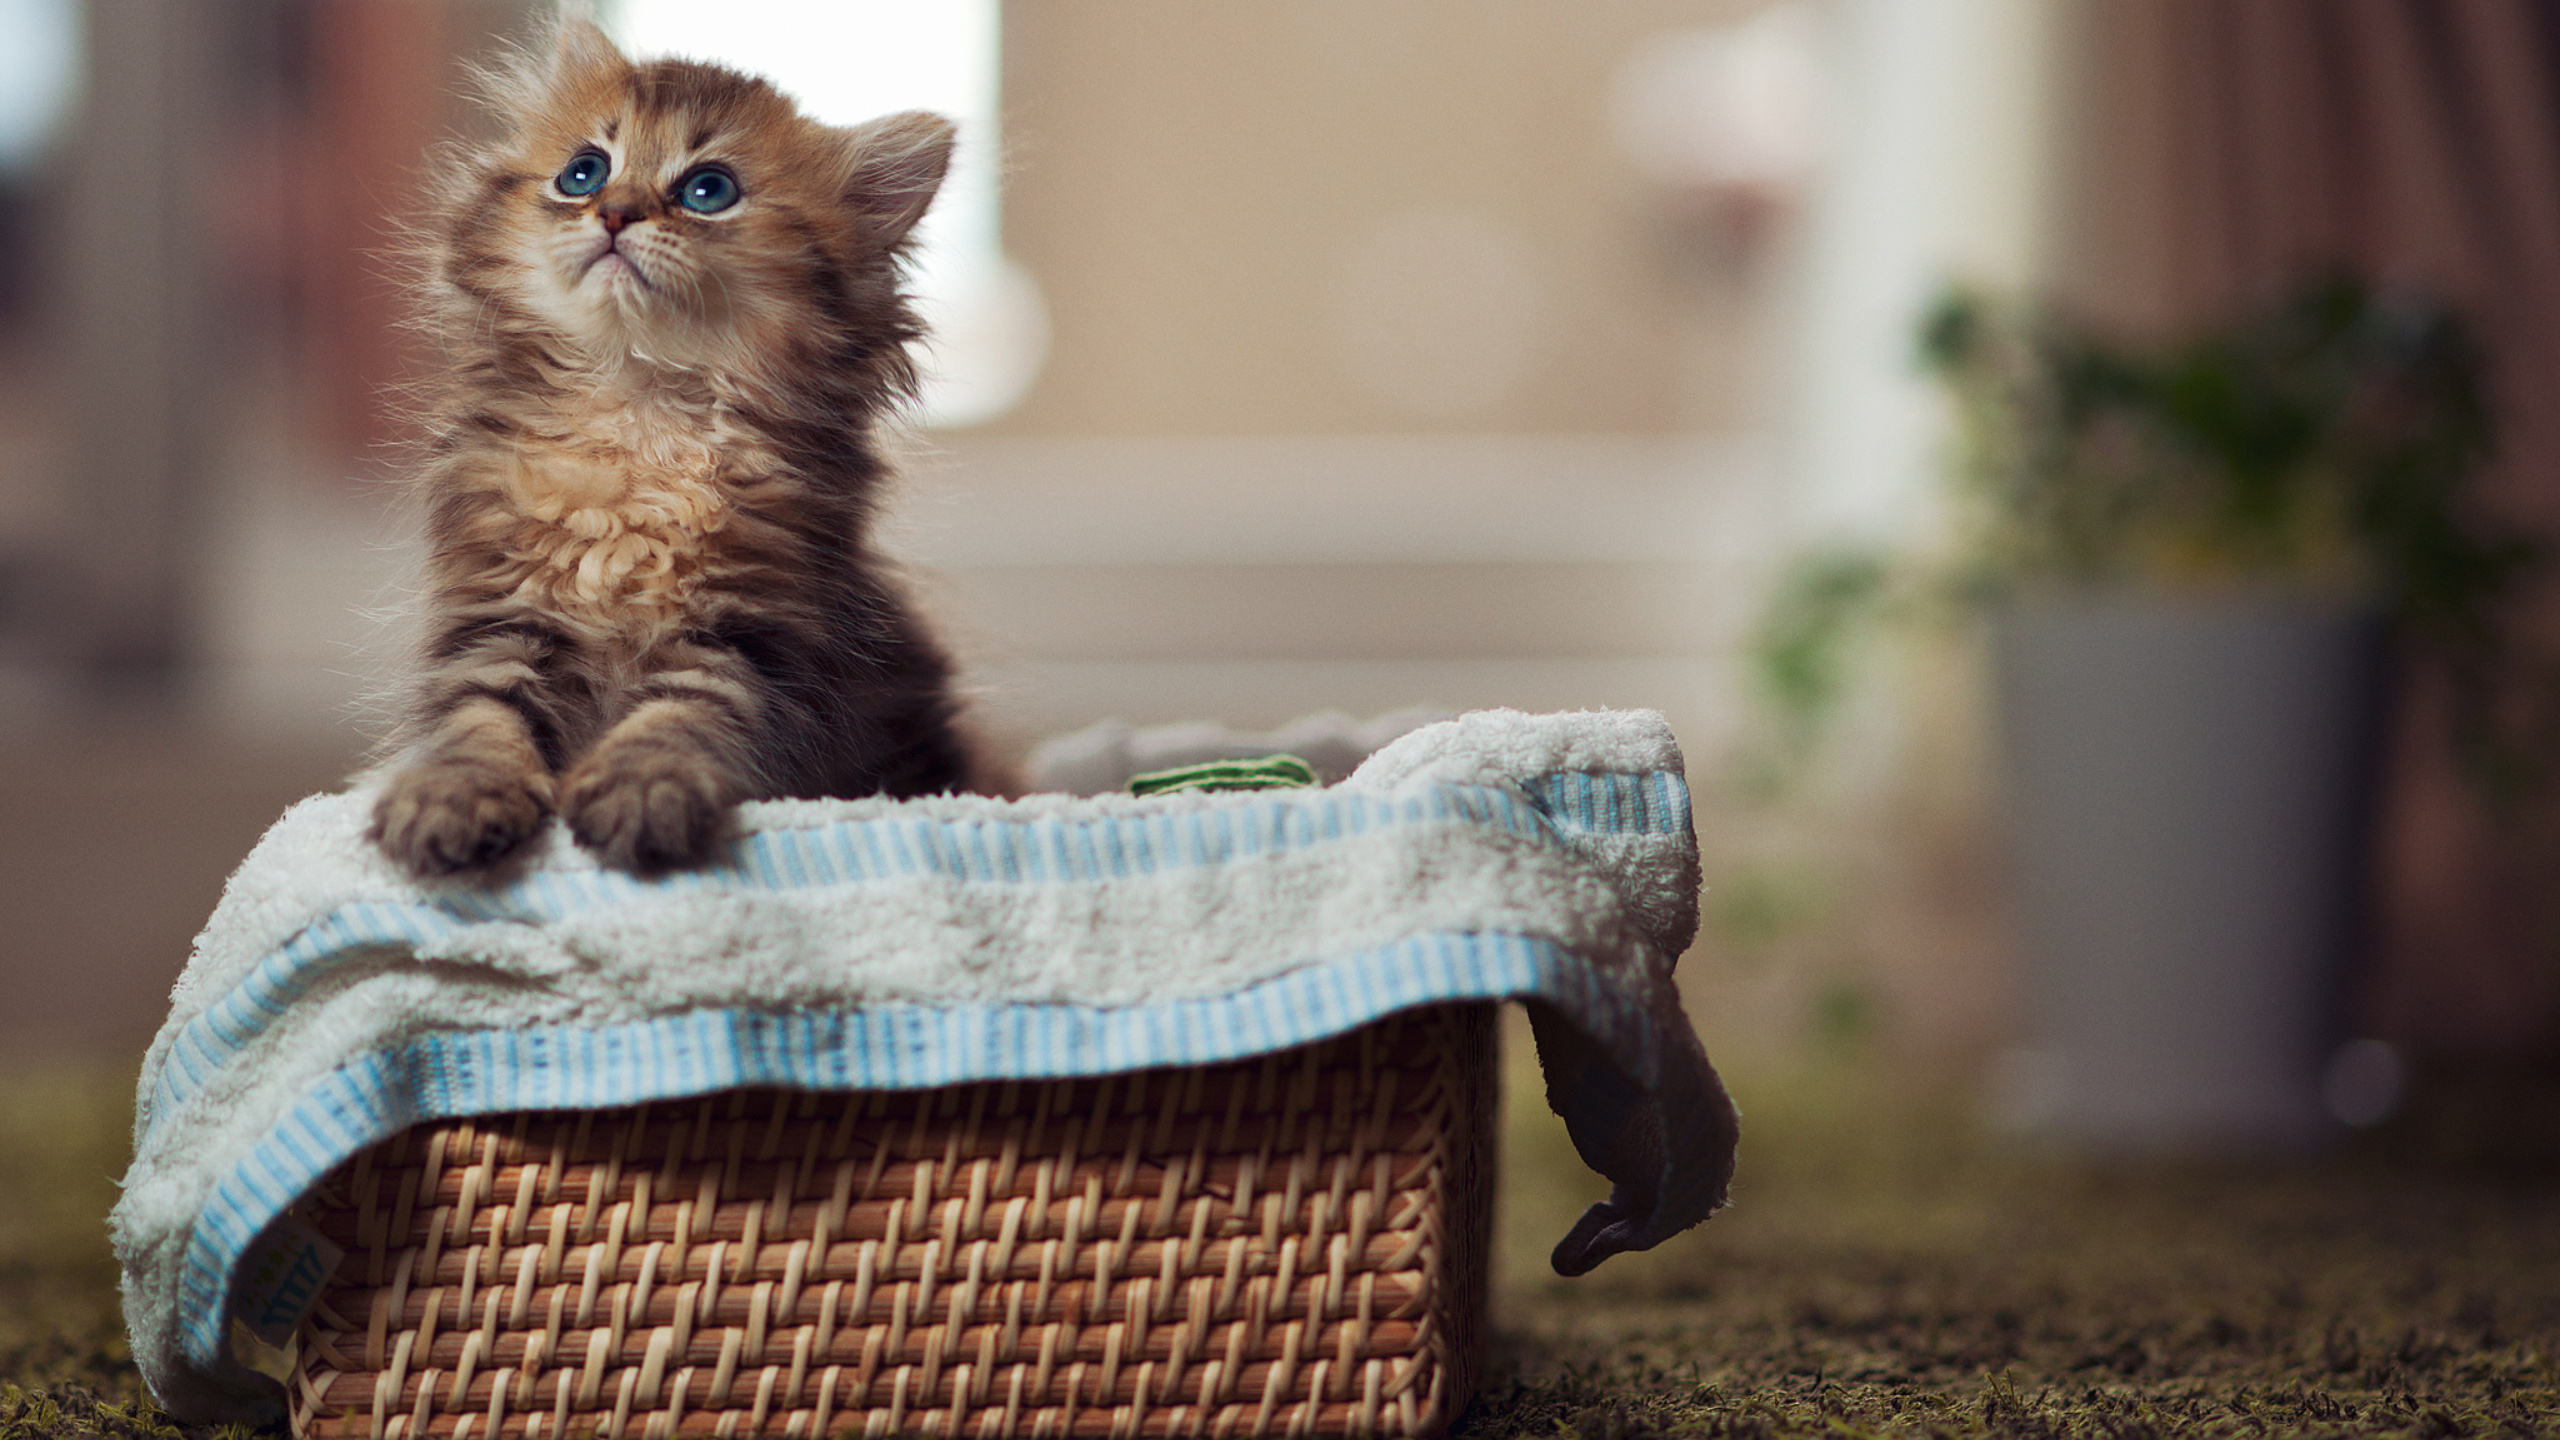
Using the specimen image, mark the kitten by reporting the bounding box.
[368,20,991,879]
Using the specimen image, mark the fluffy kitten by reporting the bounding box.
[369,21,988,879]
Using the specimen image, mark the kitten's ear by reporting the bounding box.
[546,15,628,83]
[840,112,957,251]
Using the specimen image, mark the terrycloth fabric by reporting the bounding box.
[115,708,1738,1424]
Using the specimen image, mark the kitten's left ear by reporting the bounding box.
[840,112,957,251]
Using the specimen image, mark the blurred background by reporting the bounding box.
[0,0,2555,1154]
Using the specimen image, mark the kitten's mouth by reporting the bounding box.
[584,241,651,291]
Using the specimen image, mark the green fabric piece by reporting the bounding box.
[1127,754,1321,797]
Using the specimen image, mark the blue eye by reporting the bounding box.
[677,166,740,214]
[556,149,609,197]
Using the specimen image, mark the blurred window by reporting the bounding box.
[0,0,76,173]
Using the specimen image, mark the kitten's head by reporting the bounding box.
[443,20,952,379]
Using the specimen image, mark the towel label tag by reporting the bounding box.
[230,1212,343,1383]
[1129,753,1321,797]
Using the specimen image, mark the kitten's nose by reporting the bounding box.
[597,206,639,235]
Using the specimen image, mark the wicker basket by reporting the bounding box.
[282,1004,1495,1440]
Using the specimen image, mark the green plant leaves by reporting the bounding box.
[1913,275,2554,800]
[1919,276,2530,634]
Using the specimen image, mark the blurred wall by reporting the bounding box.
[910,0,1801,769]
[991,1,1766,437]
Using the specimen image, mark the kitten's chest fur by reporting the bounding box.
[482,382,771,632]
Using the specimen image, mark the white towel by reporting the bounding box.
[115,708,1738,1423]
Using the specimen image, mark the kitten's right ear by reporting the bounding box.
[841,112,958,252]
[545,14,628,82]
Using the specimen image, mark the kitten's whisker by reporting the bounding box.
[696,258,737,320]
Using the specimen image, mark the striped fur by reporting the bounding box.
[371,20,987,877]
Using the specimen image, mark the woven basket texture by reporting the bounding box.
[283,1004,1495,1439]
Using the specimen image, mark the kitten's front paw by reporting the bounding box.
[371,758,555,877]
[560,746,736,874]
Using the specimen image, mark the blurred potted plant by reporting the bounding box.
[1924,277,2542,1150]
[1758,277,2539,1149]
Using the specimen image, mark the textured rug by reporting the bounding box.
[1478,1045,2560,1440]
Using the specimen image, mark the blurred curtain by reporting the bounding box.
[305,2,457,462]
[2047,0,2560,1059]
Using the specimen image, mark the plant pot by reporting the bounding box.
[1989,590,2386,1152]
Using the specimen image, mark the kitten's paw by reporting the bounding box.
[560,746,736,874]
[370,758,554,877]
